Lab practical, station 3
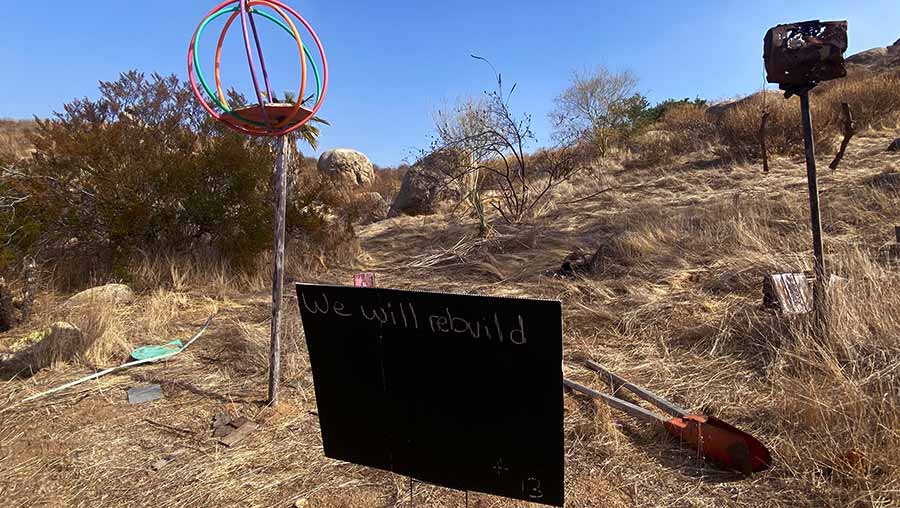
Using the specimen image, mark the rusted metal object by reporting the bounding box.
[565,362,772,474]
[829,102,855,170]
[764,20,848,86]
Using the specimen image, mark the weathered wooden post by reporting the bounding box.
[269,135,290,406]
[797,89,827,315]
[187,0,330,407]
[763,20,848,322]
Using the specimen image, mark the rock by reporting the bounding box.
[388,150,464,217]
[317,149,374,186]
[356,192,389,225]
[26,321,85,370]
[65,283,134,308]
[888,139,900,152]
[845,38,900,71]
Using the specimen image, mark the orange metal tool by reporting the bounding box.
[565,361,772,474]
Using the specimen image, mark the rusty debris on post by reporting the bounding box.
[763,19,848,326]
[764,20,848,86]
[829,102,855,170]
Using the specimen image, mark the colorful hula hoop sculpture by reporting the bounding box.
[188,0,328,137]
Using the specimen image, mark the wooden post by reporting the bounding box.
[798,91,827,322]
[759,111,770,173]
[268,135,290,406]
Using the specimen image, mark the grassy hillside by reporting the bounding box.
[1,41,899,508]
[1,117,898,507]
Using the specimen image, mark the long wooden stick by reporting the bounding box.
[759,111,771,173]
[268,135,290,406]
[829,102,855,170]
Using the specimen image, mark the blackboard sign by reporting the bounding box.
[297,283,564,506]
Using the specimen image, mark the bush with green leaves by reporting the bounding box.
[2,70,337,280]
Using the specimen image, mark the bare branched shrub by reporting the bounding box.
[550,67,650,156]
[429,60,593,228]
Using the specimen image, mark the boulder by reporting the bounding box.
[388,150,464,217]
[26,321,85,371]
[65,283,134,308]
[317,149,374,186]
[888,138,900,152]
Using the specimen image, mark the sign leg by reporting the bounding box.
[268,135,290,406]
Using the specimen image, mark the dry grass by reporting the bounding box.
[0,111,898,507]
[629,69,900,167]
[0,118,35,163]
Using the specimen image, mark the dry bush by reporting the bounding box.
[629,69,900,166]
[719,70,900,160]
[717,91,824,159]
[629,104,718,164]
[370,165,408,203]
[817,69,900,131]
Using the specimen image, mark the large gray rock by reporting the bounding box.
[388,150,464,217]
[317,149,374,186]
[65,283,134,308]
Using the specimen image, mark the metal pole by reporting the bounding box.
[268,135,290,406]
[798,91,826,319]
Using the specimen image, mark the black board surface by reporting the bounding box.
[297,283,564,506]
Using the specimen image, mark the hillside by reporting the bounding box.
[1,112,898,507]
[1,32,900,508]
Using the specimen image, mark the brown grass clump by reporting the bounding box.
[629,104,719,164]
[0,118,35,163]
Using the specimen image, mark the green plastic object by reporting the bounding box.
[131,340,184,361]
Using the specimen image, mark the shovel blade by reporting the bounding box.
[664,415,772,474]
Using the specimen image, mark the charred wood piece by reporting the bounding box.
[829,103,855,170]
[759,112,771,173]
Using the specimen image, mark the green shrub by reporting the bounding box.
[3,71,342,282]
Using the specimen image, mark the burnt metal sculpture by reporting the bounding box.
[764,20,848,87]
[763,20,848,325]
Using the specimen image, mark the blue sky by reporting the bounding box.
[2,1,897,166]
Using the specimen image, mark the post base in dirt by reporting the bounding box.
[796,88,827,326]
[268,135,290,406]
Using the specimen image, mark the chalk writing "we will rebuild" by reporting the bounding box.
[300,291,528,345]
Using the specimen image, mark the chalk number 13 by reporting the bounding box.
[523,477,543,499]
